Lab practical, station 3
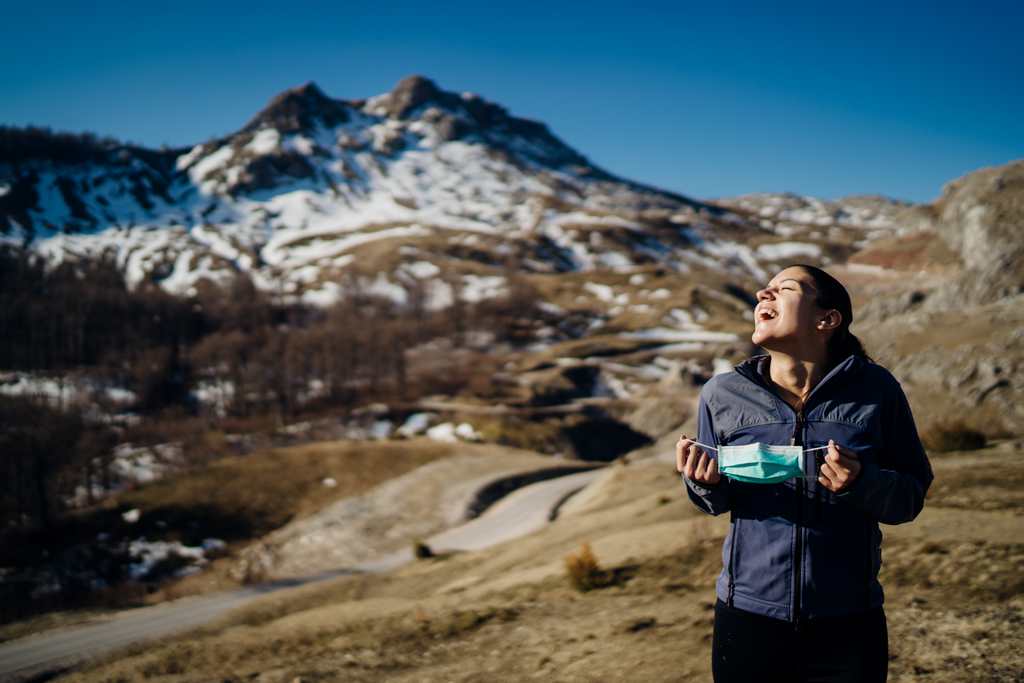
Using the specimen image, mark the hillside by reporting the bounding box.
[54,439,1024,682]
[2,73,1023,671]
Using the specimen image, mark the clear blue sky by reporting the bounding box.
[2,1,1021,203]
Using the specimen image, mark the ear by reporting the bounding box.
[817,309,842,331]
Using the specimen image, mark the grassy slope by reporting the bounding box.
[59,441,1024,682]
[0,439,479,642]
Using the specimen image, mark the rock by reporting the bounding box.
[622,362,695,438]
[384,75,445,119]
[930,159,1024,304]
[242,81,350,133]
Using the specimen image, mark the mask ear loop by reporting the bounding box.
[801,445,830,480]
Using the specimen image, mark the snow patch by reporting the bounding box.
[621,328,739,343]
[426,422,481,442]
[127,537,223,580]
[398,412,434,437]
[404,260,440,279]
[755,242,822,260]
[246,128,280,155]
[461,275,506,303]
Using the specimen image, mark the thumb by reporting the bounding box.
[830,439,858,459]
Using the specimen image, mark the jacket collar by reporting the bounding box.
[732,352,862,412]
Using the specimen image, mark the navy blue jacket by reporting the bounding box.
[684,353,934,622]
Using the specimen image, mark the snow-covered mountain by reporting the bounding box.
[0,75,907,307]
[711,193,915,244]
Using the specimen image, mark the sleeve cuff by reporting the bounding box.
[835,461,877,501]
[683,474,723,497]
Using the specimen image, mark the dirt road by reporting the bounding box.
[0,468,601,681]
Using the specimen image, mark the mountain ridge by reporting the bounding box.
[0,75,913,310]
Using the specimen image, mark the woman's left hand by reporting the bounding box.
[818,439,862,492]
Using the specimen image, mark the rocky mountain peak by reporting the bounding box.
[368,74,466,120]
[242,81,351,134]
[388,75,444,115]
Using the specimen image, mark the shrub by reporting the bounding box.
[564,542,604,592]
[922,421,987,452]
[412,539,434,559]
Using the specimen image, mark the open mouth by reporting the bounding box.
[756,307,778,322]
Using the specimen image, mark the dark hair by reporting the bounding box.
[787,264,874,365]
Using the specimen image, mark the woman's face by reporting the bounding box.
[751,267,830,349]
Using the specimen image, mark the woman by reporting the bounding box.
[677,264,933,683]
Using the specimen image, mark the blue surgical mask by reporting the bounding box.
[687,441,829,484]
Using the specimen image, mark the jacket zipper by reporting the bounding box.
[791,409,804,628]
[732,356,852,627]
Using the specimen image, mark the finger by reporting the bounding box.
[826,450,852,469]
[832,440,859,459]
[820,462,839,483]
[827,439,859,463]
[676,439,685,472]
[818,474,834,490]
[707,456,721,483]
[826,439,841,465]
[694,452,709,480]
[835,452,860,471]
[823,449,848,474]
[824,461,850,487]
[683,449,698,479]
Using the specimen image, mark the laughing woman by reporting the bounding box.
[677,264,933,683]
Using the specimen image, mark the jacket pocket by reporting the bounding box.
[731,514,793,607]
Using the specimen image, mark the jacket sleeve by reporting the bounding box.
[683,388,731,516]
[836,379,934,524]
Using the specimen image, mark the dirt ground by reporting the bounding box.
[56,438,1023,682]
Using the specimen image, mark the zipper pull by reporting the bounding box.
[791,410,804,446]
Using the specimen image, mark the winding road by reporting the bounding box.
[0,468,601,681]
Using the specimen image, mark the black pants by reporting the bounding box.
[712,600,888,683]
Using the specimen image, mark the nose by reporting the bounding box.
[755,286,776,302]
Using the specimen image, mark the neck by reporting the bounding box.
[764,347,830,409]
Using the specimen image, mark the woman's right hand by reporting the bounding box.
[676,434,721,486]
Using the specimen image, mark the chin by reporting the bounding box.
[752,330,781,349]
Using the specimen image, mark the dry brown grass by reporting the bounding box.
[472,415,568,454]
[50,442,1024,683]
[117,439,459,543]
[564,542,603,592]
[922,420,988,452]
[0,608,113,645]
[848,228,962,272]
[919,443,1024,516]
[75,440,467,608]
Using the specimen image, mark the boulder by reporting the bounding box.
[932,159,1024,304]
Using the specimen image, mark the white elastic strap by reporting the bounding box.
[686,441,831,453]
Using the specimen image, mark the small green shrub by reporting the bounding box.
[922,421,987,452]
